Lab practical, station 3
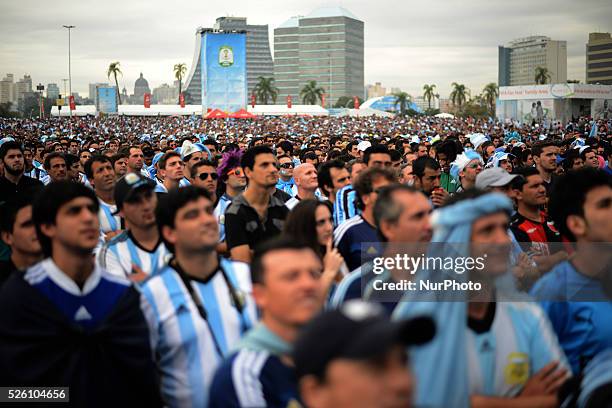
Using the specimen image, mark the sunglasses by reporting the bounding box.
[466,163,482,169]
[227,168,243,177]
[280,162,294,169]
[198,172,218,181]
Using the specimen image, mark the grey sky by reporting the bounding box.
[1,0,610,99]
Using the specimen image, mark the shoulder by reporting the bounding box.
[106,231,130,246]
[334,215,363,242]
[529,261,572,298]
[330,266,364,307]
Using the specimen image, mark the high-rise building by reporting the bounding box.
[498,36,567,86]
[366,82,386,99]
[274,6,364,107]
[15,75,33,103]
[586,32,612,85]
[0,74,16,104]
[47,83,60,99]
[89,82,109,100]
[153,83,179,104]
[183,17,274,104]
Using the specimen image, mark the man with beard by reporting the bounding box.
[532,140,559,194]
[0,141,43,200]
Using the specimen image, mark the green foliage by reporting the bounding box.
[254,77,279,105]
[300,80,325,105]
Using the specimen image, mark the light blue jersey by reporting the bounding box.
[97,197,122,234]
[333,184,359,226]
[214,194,233,242]
[96,231,170,281]
[139,259,257,408]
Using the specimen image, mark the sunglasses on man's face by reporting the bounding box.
[279,162,294,169]
[227,168,243,177]
[198,172,218,181]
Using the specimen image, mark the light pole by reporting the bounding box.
[36,84,44,118]
[63,25,75,121]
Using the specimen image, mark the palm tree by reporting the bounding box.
[253,77,279,105]
[393,92,412,116]
[450,82,469,111]
[173,63,187,104]
[300,80,325,105]
[423,84,436,110]
[534,66,551,85]
[482,83,498,115]
[107,62,123,105]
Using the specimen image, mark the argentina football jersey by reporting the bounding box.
[139,258,257,407]
[333,184,359,226]
[97,197,122,233]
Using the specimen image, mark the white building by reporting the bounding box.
[0,74,16,104]
[499,36,567,86]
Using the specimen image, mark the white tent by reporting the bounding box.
[434,112,455,119]
[247,105,328,116]
[51,105,203,117]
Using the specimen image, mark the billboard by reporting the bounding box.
[97,86,118,113]
[499,84,612,101]
[201,32,247,112]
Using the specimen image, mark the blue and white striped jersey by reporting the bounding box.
[139,259,257,408]
[333,184,359,226]
[214,194,233,242]
[96,231,170,281]
[465,302,569,397]
[275,178,296,196]
[97,197,122,234]
[179,178,191,187]
[25,166,47,182]
[24,258,131,330]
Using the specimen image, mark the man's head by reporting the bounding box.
[532,140,559,174]
[85,155,116,194]
[276,140,293,157]
[475,167,518,197]
[241,145,278,189]
[417,143,428,158]
[44,152,67,182]
[364,145,392,168]
[0,141,25,178]
[65,154,81,182]
[120,184,157,231]
[374,184,432,243]
[79,149,92,167]
[158,151,185,183]
[191,159,218,196]
[124,146,144,172]
[111,153,129,179]
[353,167,395,212]
[278,155,295,181]
[435,140,458,174]
[512,167,547,208]
[580,147,599,168]
[412,157,441,195]
[549,168,612,242]
[348,159,367,182]
[251,238,324,330]
[0,193,43,261]
[157,186,218,254]
[295,301,434,408]
[33,181,100,257]
[294,163,319,193]
[318,160,350,198]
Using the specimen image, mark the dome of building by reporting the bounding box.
[134,73,151,98]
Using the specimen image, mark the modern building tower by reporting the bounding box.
[498,36,567,86]
[586,32,612,85]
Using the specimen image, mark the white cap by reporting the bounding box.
[357,141,372,152]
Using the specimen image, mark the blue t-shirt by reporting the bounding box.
[530,260,612,374]
[333,215,379,272]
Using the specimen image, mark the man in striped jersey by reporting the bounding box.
[140,186,257,407]
[85,155,123,237]
[209,238,326,408]
[154,151,185,193]
[97,172,169,283]
[0,181,162,407]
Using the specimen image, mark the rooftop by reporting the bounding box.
[303,6,360,20]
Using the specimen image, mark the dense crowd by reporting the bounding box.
[0,113,611,407]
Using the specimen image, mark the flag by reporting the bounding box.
[69,96,75,111]
[589,121,598,138]
[287,95,292,109]
[353,96,360,109]
[144,93,151,108]
[179,93,185,108]
[321,94,326,108]
[251,94,256,108]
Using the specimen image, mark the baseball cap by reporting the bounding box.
[357,140,372,152]
[293,301,435,379]
[113,173,155,212]
[475,167,518,189]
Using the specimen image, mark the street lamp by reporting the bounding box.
[36,83,44,118]
[63,25,75,120]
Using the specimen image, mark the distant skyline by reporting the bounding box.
[1,0,610,99]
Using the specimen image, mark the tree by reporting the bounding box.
[300,80,325,105]
[482,83,498,116]
[423,84,436,110]
[333,96,363,108]
[0,102,20,118]
[461,96,489,119]
[253,77,278,105]
[534,66,551,85]
[450,82,469,112]
[393,92,412,116]
[173,63,187,104]
[107,62,123,105]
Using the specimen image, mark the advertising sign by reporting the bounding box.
[97,86,118,113]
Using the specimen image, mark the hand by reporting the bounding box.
[431,188,449,207]
[520,361,568,397]
[322,239,344,284]
[130,264,148,283]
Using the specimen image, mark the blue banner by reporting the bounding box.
[97,86,117,113]
[201,32,247,112]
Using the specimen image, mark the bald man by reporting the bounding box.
[286,163,320,210]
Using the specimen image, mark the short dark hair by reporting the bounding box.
[110,152,128,165]
[580,147,595,161]
[412,157,440,178]
[549,168,612,241]
[33,181,99,257]
[277,141,293,156]
[251,237,315,284]
[353,167,396,209]
[511,167,539,191]
[317,160,346,196]
[84,155,112,179]
[373,184,420,239]
[241,145,274,172]
[532,140,557,157]
[0,190,42,236]
[64,153,80,168]
[158,151,182,170]
[363,144,391,165]
[44,152,65,171]
[436,140,460,163]
[190,159,216,179]
[156,186,212,253]
[0,141,23,161]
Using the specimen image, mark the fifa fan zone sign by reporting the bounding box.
[201,32,247,112]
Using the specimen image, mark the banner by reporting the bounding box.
[179,93,185,108]
[251,93,256,108]
[321,94,326,108]
[144,93,151,108]
[97,86,118,113]
[69,96,75,111]
[201,32,247,112]
[353,96,360,109]
[287,95,292,109]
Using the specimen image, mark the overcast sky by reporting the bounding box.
[1,0,610,99]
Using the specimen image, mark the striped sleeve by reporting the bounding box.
[231,350,269,407]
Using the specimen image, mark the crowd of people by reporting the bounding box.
[0,113,611,407]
